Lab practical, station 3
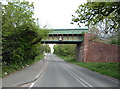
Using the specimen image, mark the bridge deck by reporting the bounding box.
[42,28,88,44]
[41,41,82,44]
[48,28,88,35]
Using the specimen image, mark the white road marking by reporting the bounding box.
[70,71,93,87]
[35,68,43,79]
[35,57,48,79]
[29,56,48,88]
[29,83,35,87]
[68,71,88,87]
[67,63,118,84]
[64,63,93,87]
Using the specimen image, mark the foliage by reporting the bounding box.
[71,2,120,37]
[44,45,51,53]
[54,43,120,79]
[3,1,33,36]
[72,62,120,80]
[54,44,76,59]
[60,55,120,79]
[2,53,44,77]
[109,38,120,45]
[92,35,120,45]
[59,55,75,62]
[2,1,48,77]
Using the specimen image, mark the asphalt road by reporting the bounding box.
[32,53,119,88]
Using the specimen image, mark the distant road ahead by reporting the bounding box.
[32,54,119,87]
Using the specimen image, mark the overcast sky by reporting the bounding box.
[1,0,87,28]
[26,0,87,29]
[1,0,87,52]
[25,0,87,52]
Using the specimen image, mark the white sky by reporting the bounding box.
[26,0,87,53]
[26,0,87,29]
[1,0,87,28]
[1,0,87,53]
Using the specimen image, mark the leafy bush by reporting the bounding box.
[54,44,76,59]
[44,45,51,53]
[109,39,119,45]
[2,1,48,77]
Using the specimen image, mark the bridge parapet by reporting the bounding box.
[48,28,88,35]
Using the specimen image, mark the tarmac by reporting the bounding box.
[2,59,46,87]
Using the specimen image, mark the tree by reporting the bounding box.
[2,1,48,65]
[0,2,2,63]
[2,1,34,36]
[71,2,120,36]
[44,45,51,53]
[54,44,76,57]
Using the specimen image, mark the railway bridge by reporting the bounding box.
[41,28,88,61]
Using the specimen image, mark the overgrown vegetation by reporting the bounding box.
[92,38,120,45]
[109,38,120,45]
[54,44,76,58]
[44,45,51,53]
[71,2,120,35]
[54,44,120,80]
[88,29,120,45]
[72,62,120,80]
[2,54,44,78]
[1,1,49,77]
[71,2,120,46]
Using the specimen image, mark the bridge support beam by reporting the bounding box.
[76,44,82,61]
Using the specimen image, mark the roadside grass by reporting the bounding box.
[93,38,120,45]
[59,55,120,80]
[1,54,44,78]
[93,38,110,44]
[72,62,120,80]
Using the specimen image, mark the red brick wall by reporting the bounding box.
[83,33,120,62]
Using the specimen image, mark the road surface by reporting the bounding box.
[31,53,119,88]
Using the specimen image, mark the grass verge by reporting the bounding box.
[58,55,120,80]
[1,54,44,78]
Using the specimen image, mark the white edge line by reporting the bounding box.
[35,59,48,79]
[29,60,48,88]
[71,71,93,87]
[66,63,119,84]
[65,63,93,87]
[69,71,88,87]
[29,83,35,87]
[35,70,43,79]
